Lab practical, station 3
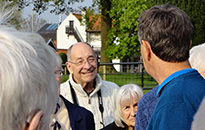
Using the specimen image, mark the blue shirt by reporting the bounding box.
[146,69,205,130]
[156,68,195,96]
[134,85,159,130]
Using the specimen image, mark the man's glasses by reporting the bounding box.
[68,56,96,66]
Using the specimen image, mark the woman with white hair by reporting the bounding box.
[0,10,60,130]
[102,84,143,130]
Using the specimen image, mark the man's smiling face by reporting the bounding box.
[67,43,98,85]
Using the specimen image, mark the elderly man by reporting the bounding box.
[137,4,205,130]
[60,42,119,130]
[50,58,95,130]
[0,13,59,130]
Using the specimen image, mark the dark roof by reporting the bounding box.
[47,39,58,51]
[37,24,58,42]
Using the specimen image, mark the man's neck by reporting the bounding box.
[72,76,95,94]
[152,60,191,86]
[83,81,95,94]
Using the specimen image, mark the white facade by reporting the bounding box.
[87,32,101,52]
[57,12,101,51]
[57,12,121,71]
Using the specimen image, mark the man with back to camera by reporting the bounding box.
[135,43,205,130]
[60,42,119,130]
[137,4,205,130]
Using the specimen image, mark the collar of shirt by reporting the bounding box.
[156,68,196,96]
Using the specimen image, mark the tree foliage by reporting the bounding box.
[106,0,151,60]
[9,0,86,15]
[58,52,67,64]
[151,0,205,46]
[7,0,205,60]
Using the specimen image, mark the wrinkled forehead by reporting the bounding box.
[70,43,96,60]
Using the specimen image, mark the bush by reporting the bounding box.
[59,52,67,64]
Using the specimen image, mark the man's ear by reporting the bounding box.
[66,62,72,73]
[24,111,43,130]
[142,40,152,61]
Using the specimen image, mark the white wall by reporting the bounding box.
[57,13,86,49]
[87,32,101,51]
[112,59,121,72]
[57,12,102,56]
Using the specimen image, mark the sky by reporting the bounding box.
[22,0,93,24]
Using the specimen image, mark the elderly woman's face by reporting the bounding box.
[120,96,139,127]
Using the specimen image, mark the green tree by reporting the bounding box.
[106,0,151,60]
[10,0,86,15]
[151,0,205,46]
[14,0,114,65]
[9,0,152,63]
[58,52,67,64]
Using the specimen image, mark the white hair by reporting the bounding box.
[189,43,205,78]
[113,84,144,128]
[0,11,59,130]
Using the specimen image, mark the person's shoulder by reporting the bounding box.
[101,122,123,130]
[60,80,69,87]
[143,86,158,99]
[101,122,114,130]
[138,86,158,107]
[61,95,93,116]
[167,71,205,96]
[102,80,119,88]
[60,80,70,92]
[76,104,93,115]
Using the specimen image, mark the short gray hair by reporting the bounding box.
[189,43,205,78]
[114,84,143,128]
[0,11,59,130]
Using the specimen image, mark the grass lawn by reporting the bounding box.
[61,73,157,93]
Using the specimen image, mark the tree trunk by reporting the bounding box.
[99,0,115,73]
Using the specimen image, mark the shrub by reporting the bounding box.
[59,52,67,64]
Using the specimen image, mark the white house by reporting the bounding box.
[38,12,121,71]
[57,12,101,55]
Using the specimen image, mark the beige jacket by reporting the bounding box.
[60,74,119,130]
